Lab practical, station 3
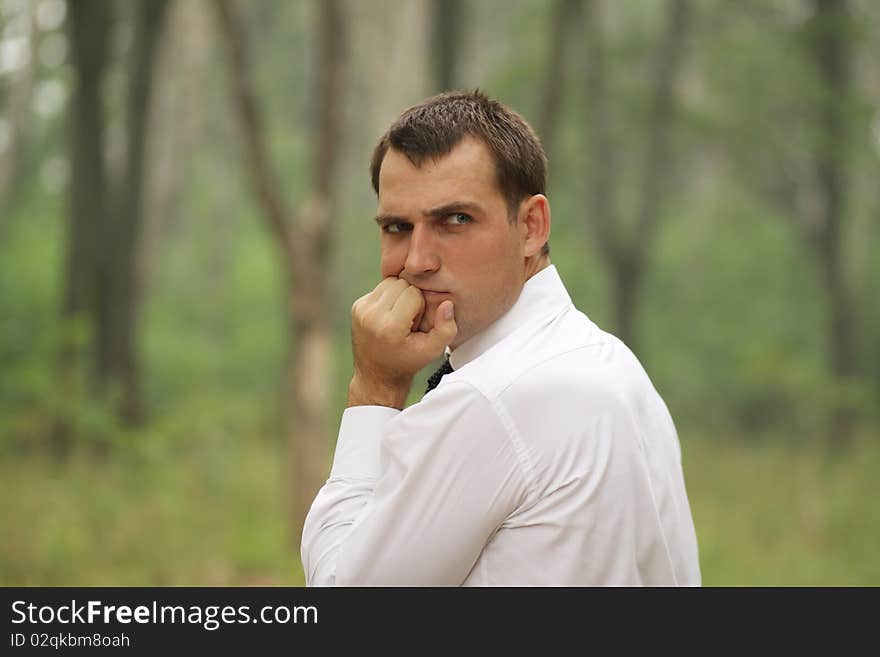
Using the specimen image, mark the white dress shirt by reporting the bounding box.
[301,265,701,586]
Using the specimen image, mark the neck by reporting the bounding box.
[523,255,551,283]
[449,258,551,352]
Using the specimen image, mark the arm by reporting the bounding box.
[300,405,394,586]
[301,277,526,585]
[301,382,529,585]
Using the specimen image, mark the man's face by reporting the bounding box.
[375,137,527,348]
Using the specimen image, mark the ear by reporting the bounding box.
[519,194,551,258]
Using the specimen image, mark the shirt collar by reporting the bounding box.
[448,264,572,370]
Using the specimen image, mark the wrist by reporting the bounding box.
[347,371,412,410]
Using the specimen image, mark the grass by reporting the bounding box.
[684,433,880,586]
[1,435,304,587]
[2,428,878,586]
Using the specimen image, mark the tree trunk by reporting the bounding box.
[288,258,334,533]
[539,0,581,163]
[0,2,38,232]
[582,0,619,268]
[618,0,689,355]
[140,0,211,306]
[634,0,689,252]
[55,0,113,453]
[108,0,171,425]
[582,0,689,355]
[431,0,463,92]
[809,0,855,443]
[287,324,331,521]
[288,0,346,536]
[611,253,641,351]
[214,0,346,548]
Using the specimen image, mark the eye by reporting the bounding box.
[446,212,472,226]
[383,221,412,234]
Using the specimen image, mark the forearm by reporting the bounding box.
[300,405,396,586]
[301,478,375,586]
[304,383,529,586]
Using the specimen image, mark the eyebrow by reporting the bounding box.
[373,201,484,226]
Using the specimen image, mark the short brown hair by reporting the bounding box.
[370,90,549,255]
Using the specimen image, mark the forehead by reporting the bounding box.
[377,137,502,211]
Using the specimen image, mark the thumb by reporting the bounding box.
[434,300,457,340]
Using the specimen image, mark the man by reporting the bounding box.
[301,90,701,586]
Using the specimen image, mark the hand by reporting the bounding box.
[348,277,458,408]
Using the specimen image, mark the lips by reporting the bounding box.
[410,289,449,332]
[419,289,450,298]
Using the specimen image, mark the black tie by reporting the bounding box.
[425,357,454,395]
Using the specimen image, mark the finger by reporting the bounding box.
[354,278,392,315]
[410,307,425,333]
[363,277,397,303]
[389,285,425,329]
[374,277,410,310]
[408,300,457,357]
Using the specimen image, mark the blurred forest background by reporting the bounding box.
[1,0,878,586]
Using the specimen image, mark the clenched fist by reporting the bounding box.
[348,277,458,409]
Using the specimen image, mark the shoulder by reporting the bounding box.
[455,307,636,396]
[448,308,662,427]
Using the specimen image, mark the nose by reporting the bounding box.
[403,224,440,276]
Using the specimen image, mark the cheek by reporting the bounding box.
[379,244,403,277]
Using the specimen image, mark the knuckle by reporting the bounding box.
[351,294,368,316]
[362,307,378,325]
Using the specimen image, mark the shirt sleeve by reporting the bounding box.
[300,381,531,586]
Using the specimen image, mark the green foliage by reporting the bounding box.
[0,187,64,450]
[143,197,286,419]
[640,184,834,434]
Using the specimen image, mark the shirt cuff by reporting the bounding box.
[328,405,400,480]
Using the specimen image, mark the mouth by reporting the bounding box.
[409,289,451,332]
[417,288,450,297]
